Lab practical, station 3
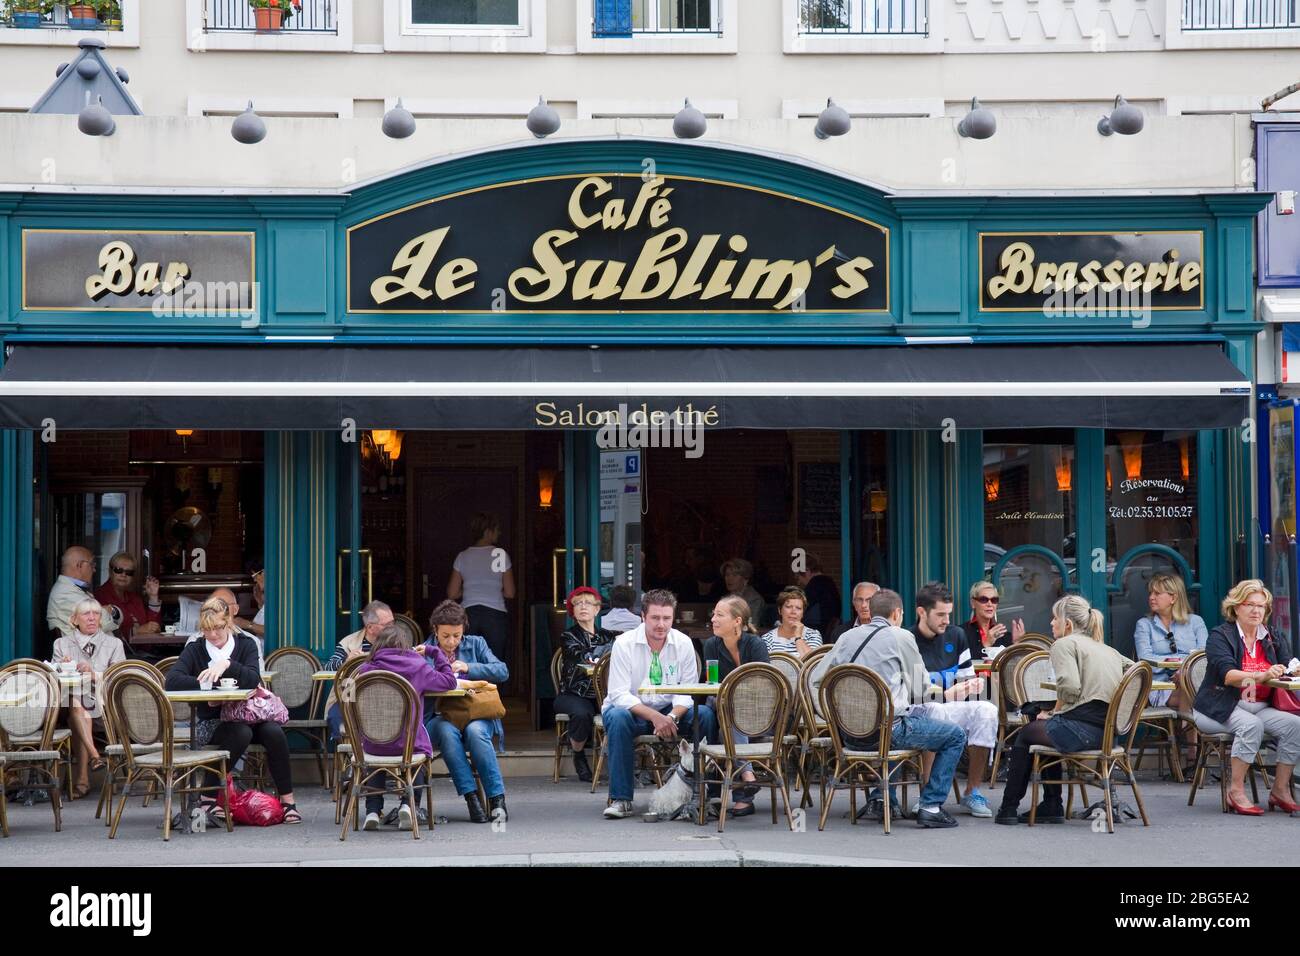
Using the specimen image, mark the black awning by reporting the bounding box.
[0,342,1250,430]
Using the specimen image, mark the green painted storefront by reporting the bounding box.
[0,140,1269,662]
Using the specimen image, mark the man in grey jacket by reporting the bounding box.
[811,588,968,828]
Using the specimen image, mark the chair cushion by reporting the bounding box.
[782,734,799,745]
[104,743,163,756]
[133,749,232,767]
[336,743,353,754]
[11,729,71,746]
[843,749,919,760]
[809,738,834,749]
[359,752,429,767]
[0,749,60,761]
[1007,713,1028,725]
[283,719,329,729]
[593,715,603,729]
[1029,745,1125,757]
[554,714,570,722]
[1141,707,1178,719]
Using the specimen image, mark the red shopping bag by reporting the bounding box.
[224,776,285,827]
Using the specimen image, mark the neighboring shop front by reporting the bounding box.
[0,140,1265,704]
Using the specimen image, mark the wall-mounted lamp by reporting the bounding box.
[1119,432,1144,480]
[1097,95,1144,137]
[1054,453,1072,493]
[538,468,556,510]
[175,428,193,453]
[1179,435,1190,482]
[984,471,1000,502]
[869,489,888,513]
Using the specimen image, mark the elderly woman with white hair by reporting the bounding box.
[52,598,126,798]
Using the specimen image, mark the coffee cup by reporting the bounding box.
[681,610,696,623]
[164,624,176,634]
[58,661,77,675]
[219,678,237,689]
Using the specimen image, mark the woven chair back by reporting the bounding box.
[153,656,191,722]
[591,653,612,704]
[265,647,319,709]
[1014,651,1056,705]
[346,671,418,762]
[1019,634,1053,651]
[1183,650,1208,701]
[0,663,59,745]
[393,614,425,647]
[549,648,564,697]
[1104,663,1152,751]
[719,663,789,745]
[820,664,890,755]
[107,672,171,759]
[996,644,1040,709]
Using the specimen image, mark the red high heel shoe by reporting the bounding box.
[1226,794,1265,816]
[1268,793,1300,814]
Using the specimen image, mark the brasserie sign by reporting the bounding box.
[979,231,1205,312]
[347,174,890,314]
[22,229,255,312]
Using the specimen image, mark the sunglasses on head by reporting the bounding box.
[974,595,1000,605]
[111,566,135,576]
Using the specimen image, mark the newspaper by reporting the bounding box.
[177,595,202,636]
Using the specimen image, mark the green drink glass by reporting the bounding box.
[706,659,720,684]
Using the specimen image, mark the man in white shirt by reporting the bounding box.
[600,589,718,819]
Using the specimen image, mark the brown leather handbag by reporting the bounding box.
[438,681,506,730]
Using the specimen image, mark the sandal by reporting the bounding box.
[71,782,90,800]
[280,802,301,824]
[199,797,227,823]
[89,757,106,773]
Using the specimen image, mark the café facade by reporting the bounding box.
[0,137,1268,708]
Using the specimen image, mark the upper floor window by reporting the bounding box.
[204,0,338,34]
[409,0,522,29]
[1181,0,1300,30]
[594,0,720,36]
[2,0,139,46]
[797,0,928,36]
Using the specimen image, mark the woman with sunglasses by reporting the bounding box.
[962,581,1025,658]
[554,587,616,782]
[92,551,162,645]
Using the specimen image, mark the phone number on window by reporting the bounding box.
[1108,506,1195,519]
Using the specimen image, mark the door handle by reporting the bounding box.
[337,549,374,611]
[422,574,429,600]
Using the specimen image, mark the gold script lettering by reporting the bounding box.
[508,229,579,303]
[370,227,451,304]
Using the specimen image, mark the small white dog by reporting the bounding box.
[648,740,699,821]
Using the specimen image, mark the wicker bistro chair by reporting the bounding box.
[266,647,330,786]
[1027,662,1153,833]
[587,652,677,794]
[331,654,370,824]
[551,648,571,783]
[1134,663,1186,783]
[766,653,806,790]
[337,671,435,842]
[0,663,64,832]
[96,660,166,825]
[701,663,797,831]
[105,673,233,841]
[7,659,75,795]
[817,664,924,834]
[0,755,6,837]
[393,614,425,648]
[1019,634,1053,651]
[988,644,1041,787]
[796,650,836,809]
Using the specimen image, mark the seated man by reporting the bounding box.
[909,582,1000,819]
[601,585,641,634]
[324,600,394,741]
[47,546,118,640]
[188,587,266,670]
[600,588,718,820]
[811,588,967,828]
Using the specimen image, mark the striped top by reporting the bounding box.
[761,625,824,656]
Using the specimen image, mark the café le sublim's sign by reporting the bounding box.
[980,231,1205,312]
[22,229,255,312]
[347,174,890,314]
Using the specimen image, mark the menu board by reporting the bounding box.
[798,462,841,539]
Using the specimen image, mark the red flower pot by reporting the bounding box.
[69,3,96,17]
[253,6,284,30]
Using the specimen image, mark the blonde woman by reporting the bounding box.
[163,597,299,823]
[1191,580,1300,816]
[53,598,126,798]
[1134,574,1207,707]
[761,586,823,659]
[701,595,769,817]
[995,595,1135,825]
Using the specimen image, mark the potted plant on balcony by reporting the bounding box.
[67,0,98,29]
[249,0,299,31]
[5,0,51,29]
[94,0,120,30]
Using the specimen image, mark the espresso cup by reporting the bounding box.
[219,678,237,689]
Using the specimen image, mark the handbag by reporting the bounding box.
[1272,686,1300,714]
[438,681,506,730]
[220,686,289,725]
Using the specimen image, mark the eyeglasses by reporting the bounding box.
[572,601,600,609]
[974,595,1000,605]
[110,567,135,576]
[1242,603,1269,612]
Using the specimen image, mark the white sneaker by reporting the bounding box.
[603,799,636,819]
[363,811,381,831]
[398,804,413,831]
[960,791,994,818]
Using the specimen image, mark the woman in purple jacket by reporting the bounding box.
[355,623,457,831]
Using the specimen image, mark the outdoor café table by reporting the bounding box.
[1040,680,1176,693]
[973,660,993,674]
[163,687,254,834]
[636,681,720,825]
[1268,678,1300,691]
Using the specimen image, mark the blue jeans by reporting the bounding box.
[327,703,342,742]
[601,703,718,803]
[890,712,968,810]
[427,716,504,799]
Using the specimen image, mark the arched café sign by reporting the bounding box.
[346,174,890,314]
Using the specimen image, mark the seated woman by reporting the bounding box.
[1134,573,1207,705]
[164,596,300,824]
[995,594,1134,825]
[721,558,766,632]
[53,598,126,798]
[1191,580,1300,815]
[701,595,770,817]
[761,586,823,660]
[355,622,457,831]
[418,600,510,825]
[554,586,616,783]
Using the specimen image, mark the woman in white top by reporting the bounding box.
[53,598,126,798]
[447,512,516,672]
[761,586,824,660]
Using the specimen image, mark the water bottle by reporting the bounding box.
[649,651,663,686]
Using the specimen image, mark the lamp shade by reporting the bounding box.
[538,468,557,509]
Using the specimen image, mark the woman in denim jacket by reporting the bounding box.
[1133,573,1207,709]
[419,600,510,825]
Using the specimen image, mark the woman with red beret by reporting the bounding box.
[555,586,617,782]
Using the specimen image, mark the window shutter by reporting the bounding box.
[593,0,633,37]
